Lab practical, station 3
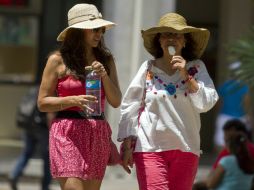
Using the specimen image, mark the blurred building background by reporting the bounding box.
[0,0,254,154]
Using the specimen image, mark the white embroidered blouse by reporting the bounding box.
[118,59,219,156]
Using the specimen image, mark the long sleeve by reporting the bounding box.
[188,60,219,113]
[117,59,218,155]
[117,61,148,141]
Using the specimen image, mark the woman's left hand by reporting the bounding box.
[121,148,134,174]
[91,61,107,77]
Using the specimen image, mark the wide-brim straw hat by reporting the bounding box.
[141,13,210,58]
[57,4,116,41]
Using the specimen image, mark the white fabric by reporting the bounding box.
[118,59,219,156]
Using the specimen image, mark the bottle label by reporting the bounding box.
[86,79,101,89]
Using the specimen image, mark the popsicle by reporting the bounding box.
[168,46,176,56]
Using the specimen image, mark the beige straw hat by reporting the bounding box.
[142,13,210,58]
[57,4,116,41]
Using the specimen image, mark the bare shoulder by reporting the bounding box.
[42,51,66,78]
[47,51,63,66]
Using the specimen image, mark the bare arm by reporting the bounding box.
[92,57,122,108]
[206,164,225,188]
[171,56,199,93]
[46,112,55,128]
[180,69,199,93]
[121,137,134,174]
[102,58,122,107]
[37,53,97,112]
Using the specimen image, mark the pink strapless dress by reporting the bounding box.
[49,75,111,180]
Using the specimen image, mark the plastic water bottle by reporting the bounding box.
[85,67,101,116]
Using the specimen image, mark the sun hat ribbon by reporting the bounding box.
[68,13,102,26]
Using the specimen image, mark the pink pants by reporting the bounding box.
[134,150,199,190]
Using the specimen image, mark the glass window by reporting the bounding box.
[0,14,38,83]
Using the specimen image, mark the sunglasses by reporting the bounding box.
[92,27,106,34]
[161,32,183,39]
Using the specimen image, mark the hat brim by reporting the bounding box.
[57,19,116,41]
[142,26,210,58]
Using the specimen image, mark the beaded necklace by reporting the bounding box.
[154,74,189,98]
[146,65,199,99]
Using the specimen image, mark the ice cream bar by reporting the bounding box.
[168,46,176,56]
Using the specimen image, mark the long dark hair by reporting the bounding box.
[152,33,197,61]
[181,33,197,61]
[59,28,112,79]
[228,134,254,174]
[152,33,163,58]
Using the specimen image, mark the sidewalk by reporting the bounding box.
[0,139,212,190]
[0,140,138,190]
[0,165,210,190]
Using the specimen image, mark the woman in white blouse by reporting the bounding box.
[118,13,219,190]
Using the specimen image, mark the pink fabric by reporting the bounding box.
[134,150,199,190]
[57,75,105,112]
[49,76,110,180]
[50,118,111,180]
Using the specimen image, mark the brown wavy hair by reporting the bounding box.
[152,33,197,61]
[59,28,112,79]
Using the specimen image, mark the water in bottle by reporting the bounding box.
[85,67,101,116]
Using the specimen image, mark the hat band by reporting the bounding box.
[68,13,102,26]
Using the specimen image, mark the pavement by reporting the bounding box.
[0,139,213,190]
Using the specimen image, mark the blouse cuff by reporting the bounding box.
[117,116,139,142]
[189,82,202,97]
[189,82,218,113]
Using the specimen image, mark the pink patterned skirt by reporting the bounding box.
[49,118,112,180]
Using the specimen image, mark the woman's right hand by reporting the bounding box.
[74,95,98,112]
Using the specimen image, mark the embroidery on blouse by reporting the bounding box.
[146,64,200,98]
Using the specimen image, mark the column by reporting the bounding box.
[103,0,176,140]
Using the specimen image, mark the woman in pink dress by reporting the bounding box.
[37,4,122,190]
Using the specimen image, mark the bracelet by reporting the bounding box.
[184,75,193,83]
[101,71,107,78]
